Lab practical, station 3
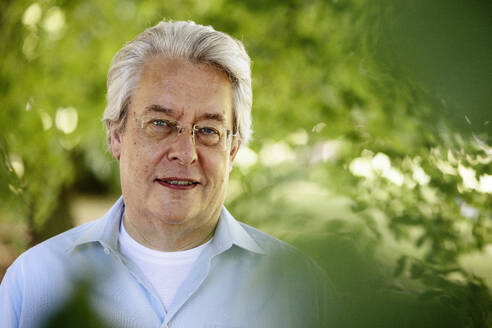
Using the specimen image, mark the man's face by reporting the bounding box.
[110,56,239,231]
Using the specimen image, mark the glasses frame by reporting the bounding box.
[134,115,239,151]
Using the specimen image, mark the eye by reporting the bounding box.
[197,126,219,135]
[152,119,169,127]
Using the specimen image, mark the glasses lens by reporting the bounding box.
[194,125,222,148]
[145,119,175,140]
[140,116,232,151]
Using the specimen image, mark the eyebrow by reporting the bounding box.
[143,104,175,116]
[144,104,226,123]
[198,113,225,123]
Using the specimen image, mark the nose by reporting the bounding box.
[167,129,198,166]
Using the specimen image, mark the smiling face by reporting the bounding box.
[110,56,239,245]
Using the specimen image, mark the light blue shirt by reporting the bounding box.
[0,197,334,327]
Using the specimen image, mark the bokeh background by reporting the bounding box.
[1,0,491,326]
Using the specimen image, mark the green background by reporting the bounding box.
[1,0,491,326]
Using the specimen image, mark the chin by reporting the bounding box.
[150,205,196,225]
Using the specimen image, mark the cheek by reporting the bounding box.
[137,151,159,177]
[122,140,159,178]
[205,157,230,186]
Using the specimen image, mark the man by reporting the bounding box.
[0,20,333,327]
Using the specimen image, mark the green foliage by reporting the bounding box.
[41,281,108,328]
[1,0,491,325]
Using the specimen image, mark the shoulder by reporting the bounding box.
[8,216,108,277]
[0,217,111,326]
[22,218,104,259]
[239,221,330,282]
[238,221,312,264]
[239,221,301,255]
[238,221,337,325]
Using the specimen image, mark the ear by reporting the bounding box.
[109,123,122,160]
[228,139,241,171]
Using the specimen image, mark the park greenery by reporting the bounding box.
[1,0,491,326]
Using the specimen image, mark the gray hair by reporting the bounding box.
[103,20,253,145]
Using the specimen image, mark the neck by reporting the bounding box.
[122,209,220,252]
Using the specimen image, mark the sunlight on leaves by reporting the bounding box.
[55,107,78,134]
[22,3,42,28]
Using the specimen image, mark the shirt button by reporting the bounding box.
[103,247,110,255]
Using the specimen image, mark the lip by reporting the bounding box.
[155,177,200,190]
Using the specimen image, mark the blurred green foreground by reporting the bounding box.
[1,0,491,327]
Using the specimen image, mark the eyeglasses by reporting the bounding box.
[135,116,238,151]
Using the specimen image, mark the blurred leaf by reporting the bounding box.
[393,255,407,277]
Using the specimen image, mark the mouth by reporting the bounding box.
[155,178,199,190]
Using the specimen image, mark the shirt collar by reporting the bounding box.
[212,206,265,255]
[66,196,124,253]
[67,196,264,255]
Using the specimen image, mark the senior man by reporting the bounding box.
[0,20,333,327]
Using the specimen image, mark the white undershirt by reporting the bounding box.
[118,220,211,311]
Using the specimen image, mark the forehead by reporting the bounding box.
[132,56,233,124]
